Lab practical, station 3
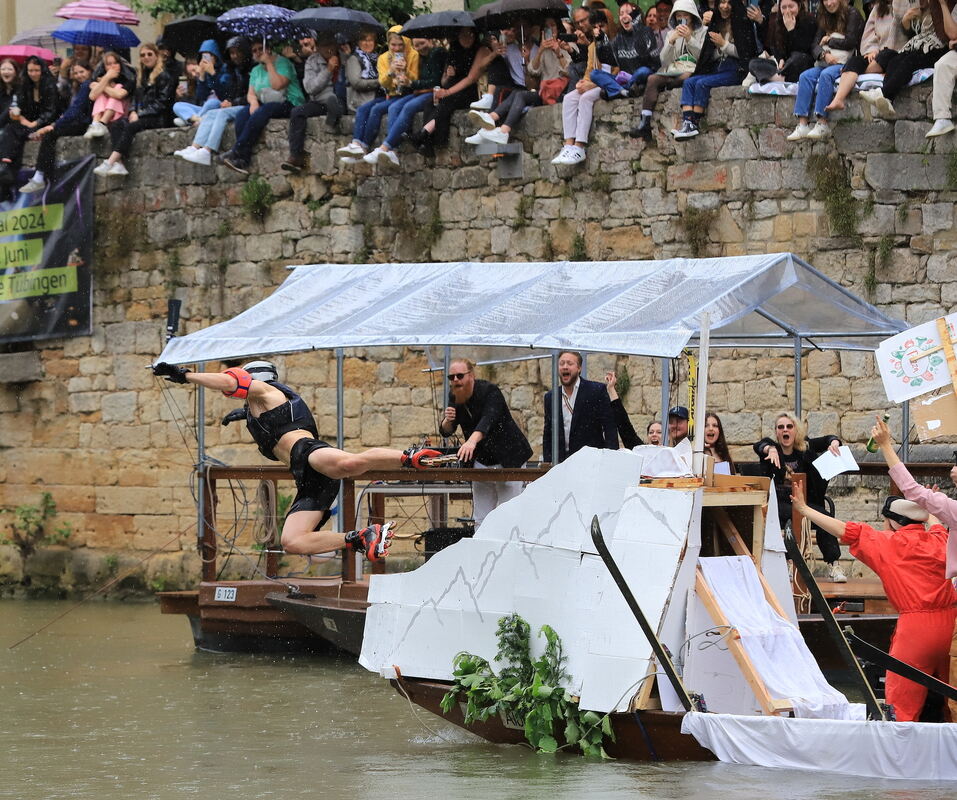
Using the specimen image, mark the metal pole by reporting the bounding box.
[660,358,670,447]
[550,351,560,463]
[901,401,910,463]
[336,348,345,536]
[581,351,587,379]
[692,314,709,475]
[794,337,802,419]
[196,361,206,553]
[442,346,450,424]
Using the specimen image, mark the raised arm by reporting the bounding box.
[791,477,847,540]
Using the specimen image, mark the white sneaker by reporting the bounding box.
[382,149,399,166]
[339,156,358,165]
[828,564,848,583]
[173,147,192,158]
[93,159,112,176]
[84,121,106,139]
[859,88,894,118]
[470,93,493,111]
[336,141,366,156]
[468,109,495,130]
[464,130,485,145]
[555,145,586,165]
[108,161,129,176]
[19,176,46,193]
[805,120,830,140]
[183,147,211,166]
[480,127,509,145]
[361,148,381,164]
[927,118,955,138]
[787,122,812,141]
[174,117,189,127]
[550,145,572,164]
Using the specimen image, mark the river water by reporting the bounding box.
[1,599,953,799]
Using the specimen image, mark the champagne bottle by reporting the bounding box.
[865,412,890,453]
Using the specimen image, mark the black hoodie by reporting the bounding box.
[609,23,661,74]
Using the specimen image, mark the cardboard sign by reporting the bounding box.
[911,389,957,441]
[876,314,957,404]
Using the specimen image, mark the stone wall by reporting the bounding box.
[2,82,957,595]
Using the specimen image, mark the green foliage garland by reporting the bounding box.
[440,614,615,758]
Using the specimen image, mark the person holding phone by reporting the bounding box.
[171,39,228,127]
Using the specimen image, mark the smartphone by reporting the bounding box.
[558,33,578,42]
[748,0,760,6]
[543,28,553,40]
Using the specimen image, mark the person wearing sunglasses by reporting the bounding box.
[753,412,845,581]
[437,358,533,527]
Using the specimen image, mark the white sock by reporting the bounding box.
[641,109,652,118]
[480,92,492,102]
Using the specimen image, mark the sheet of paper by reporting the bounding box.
[812,446,859,481]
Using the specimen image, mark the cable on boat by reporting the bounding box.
[392,671,466,745]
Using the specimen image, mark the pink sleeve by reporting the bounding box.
[888,462,957,578]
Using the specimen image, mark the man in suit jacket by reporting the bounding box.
[543,351,619,463]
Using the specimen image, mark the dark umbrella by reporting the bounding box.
[290,7,384,38]
[161,15,222,56]
[472,0,503,30]
[400,11,476,40]
[217,4,299,43]
[52,18,140,49]
[9,24,62,52]
[478,0,568,29]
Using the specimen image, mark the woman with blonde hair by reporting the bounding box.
[94,43,176,178]
[753,412,845,579]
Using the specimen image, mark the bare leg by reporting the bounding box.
[281,509,348,554]
[100,108,116,124]
[307,445,406,478]
[825,71,858,112]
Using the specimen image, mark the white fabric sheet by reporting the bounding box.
[682,712,957,780]
[698,556,863,720]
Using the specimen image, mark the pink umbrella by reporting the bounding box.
[0,45,58,63]
[55,0,140,26]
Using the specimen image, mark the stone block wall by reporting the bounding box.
[2,83,956,594]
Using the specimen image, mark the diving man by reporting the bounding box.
[152,360,441,562]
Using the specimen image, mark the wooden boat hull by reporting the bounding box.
[265,591,367,656]
[392,676,716,762]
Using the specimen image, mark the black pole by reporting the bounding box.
[590,516,694,712]
[166,298,182,343]
[783,530,886,720]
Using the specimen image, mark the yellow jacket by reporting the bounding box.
[377,25,420,95]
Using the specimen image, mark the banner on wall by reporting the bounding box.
[0,155,95,345]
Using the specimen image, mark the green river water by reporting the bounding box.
[1,600,953,799]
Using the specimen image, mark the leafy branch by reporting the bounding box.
[440,614,615,757]
[2,492,72,562]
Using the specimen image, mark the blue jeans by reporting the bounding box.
[625,66,653,91]
[589,69,626,97]
[384,92,433,149]
[173,97,221,122]
[680,58,739,108]
[232,101,293,160]
[352,95,397,147]
[193,104,243,151]
[793,64,843,118]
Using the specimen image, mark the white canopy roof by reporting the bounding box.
[158,254,906,364]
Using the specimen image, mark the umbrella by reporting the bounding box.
[217,5,299,43]
[56,0,140,26]
[52,19,140,49]
[0,45,58,63]
[161,15,222,56]
[400,11,475,39]
[477,0,567,29]
[290,7,385,38]
[9,24,62,51]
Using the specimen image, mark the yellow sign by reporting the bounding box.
[0,204,64,237]
[0,239,43,270]
[0,266,77,301]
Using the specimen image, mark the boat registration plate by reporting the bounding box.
[214,587,237,602]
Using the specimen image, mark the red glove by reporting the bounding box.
[401,447,443,469]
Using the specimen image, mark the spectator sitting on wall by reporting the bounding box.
[362,37,446,167]
[20,60,94,194]
[786,0,865,141]
[281,36,344,174]
[858,0,957,120]
[345,28,381,113]
[528,17,573,104]
[751,0,818,84]
[629,0,706,141]
[588,3,661,100]
[84,50,135,139]
[221,41,306,176]
[0,56,59,188]
[0,59,19,131]
[94,42,177,179]
[174,36,252,167]
[172,39,229,127]
[672,0,758,140]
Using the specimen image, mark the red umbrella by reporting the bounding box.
[55,0,140,26]
[0,45,58,63]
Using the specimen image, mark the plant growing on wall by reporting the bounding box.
[241,176,276,221]
[2,492,71,563]
[440,614,615,757]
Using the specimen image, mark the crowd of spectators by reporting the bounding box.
[6,0,957,186]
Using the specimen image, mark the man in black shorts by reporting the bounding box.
[152,359,441,562]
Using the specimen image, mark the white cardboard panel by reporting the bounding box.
[579,653,656,712]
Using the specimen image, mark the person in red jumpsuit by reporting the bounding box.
[792,478,956,722]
